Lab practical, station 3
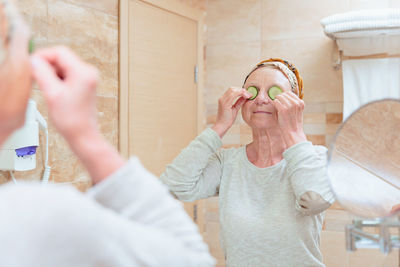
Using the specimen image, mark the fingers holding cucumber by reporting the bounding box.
[221,87,252,106]
[212,87,253,138]
[272,91,306,147]
[246,86,258,100]
[273,91,304,112]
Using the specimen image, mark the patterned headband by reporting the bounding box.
[243,58,304,99]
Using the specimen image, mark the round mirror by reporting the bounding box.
[327,99,400,218]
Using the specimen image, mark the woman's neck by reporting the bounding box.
[246,127,286,168]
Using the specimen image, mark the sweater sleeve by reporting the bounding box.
[87,157,216,267]
[283,141,335,216]
[160,128,223,202]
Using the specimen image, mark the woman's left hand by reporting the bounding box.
[272,91,307,148]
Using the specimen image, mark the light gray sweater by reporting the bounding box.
[160,128,335,267]
[0,157,215,267]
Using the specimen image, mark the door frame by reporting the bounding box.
[118,0,205,158]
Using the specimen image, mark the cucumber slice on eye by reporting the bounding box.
[247,86,258,100]
[268,86,283,100]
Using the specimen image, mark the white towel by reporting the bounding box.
[321,8,400,26]
[342,57,400,120]
[321,9,400,39]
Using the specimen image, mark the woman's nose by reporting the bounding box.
[254,90,270,105]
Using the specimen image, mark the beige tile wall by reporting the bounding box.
[179,0,206,10]
[204,0,400,266]
[0,0,119,190]
[0,0,205,186]
[1,0,397,266]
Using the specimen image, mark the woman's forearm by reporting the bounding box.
[66,128,125,184]
[211,123,229,139]
[160,128,223,201]
[283,141,335,214]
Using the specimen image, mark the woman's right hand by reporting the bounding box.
[211,87,252,138]
[31,46,125,184]
[30,46,99,143]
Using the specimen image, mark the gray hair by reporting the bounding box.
[0,0,18,64]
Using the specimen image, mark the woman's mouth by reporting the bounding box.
[253,111,272,114]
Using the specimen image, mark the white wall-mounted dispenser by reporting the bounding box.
[0,99,51,183]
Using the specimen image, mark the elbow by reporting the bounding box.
[296,191,332,216]
[159,175,199,202]
[173,190,199,202]
[160,183,198,202]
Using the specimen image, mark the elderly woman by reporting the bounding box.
[0,2,214,266]
[161,59,335,267]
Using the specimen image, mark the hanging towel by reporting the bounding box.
[342,57,400,120]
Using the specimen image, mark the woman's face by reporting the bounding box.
[241,67,292,130]
[0,4,32,138]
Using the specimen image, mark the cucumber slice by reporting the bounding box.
[268,86,283,100]
[247,86,258,100]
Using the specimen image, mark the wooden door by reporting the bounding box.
[119,0,205,220]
